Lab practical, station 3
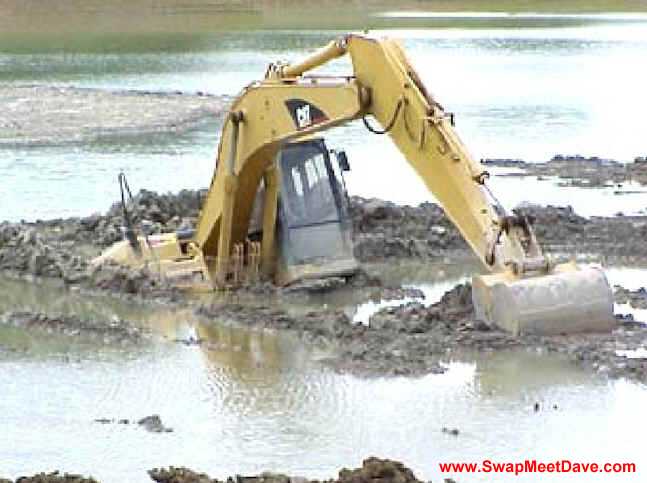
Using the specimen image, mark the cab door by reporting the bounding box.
[276,139,358,284]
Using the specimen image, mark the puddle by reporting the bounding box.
[352,276,469,325]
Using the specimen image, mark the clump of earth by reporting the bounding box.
[484,154,647,188]
[1,458,438,483]
[149,458,433,483]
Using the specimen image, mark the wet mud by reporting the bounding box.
[1,189,647,381]
[0,86,228,146]
[615,286,647,310]
[0,473,99,483]
[197,300,453,377]
[3,188,647,292]
[363,285,647,384]
[484,155,647,189]
[1,457,435,483]
[199,283,647,383]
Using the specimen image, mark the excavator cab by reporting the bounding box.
[274,139,358,285]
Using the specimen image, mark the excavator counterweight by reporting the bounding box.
[93,33,615,336]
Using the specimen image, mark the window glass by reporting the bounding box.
[291,167,304,196]
[280,142,339,227]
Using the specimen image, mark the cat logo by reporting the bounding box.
[285,99,328,130]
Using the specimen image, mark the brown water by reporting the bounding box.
[1,265,646,483]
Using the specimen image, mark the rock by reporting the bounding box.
[12,471,99,483]
[138,415,173,433]
[338,458,423,483]
[442,427,460,436]
[148,467,213,483]
[614,286,647,310]
[148,458,428,483]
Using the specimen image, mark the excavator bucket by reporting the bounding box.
[472,263,615,336]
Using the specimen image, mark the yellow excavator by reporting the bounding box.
[94,34,614,336]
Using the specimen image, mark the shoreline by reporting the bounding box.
[0,85,228,147]
[1,189,646,381]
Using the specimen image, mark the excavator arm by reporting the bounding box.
[195,34,613,335]
[198,34,529,280]
[98,34,614,335]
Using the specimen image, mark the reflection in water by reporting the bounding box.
[1,271,647,482]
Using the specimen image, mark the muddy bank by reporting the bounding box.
[1,457,435,483]
[351,196,647,263]
[2,189,646,380]
[615,286,647,310]
[150,458,435,483]
[365,285,647,383]
[199,282,647,382]
[0,311,147,345]
[0,472,98,483]
[0,85,228,146]
[4,188,647,296]
[198,284,513,376]
[484,154,647,188]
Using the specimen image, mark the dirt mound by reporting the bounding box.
[148,467,214,483]
[350,197,466,261]
[484,154,647,188]
[3,188,647,291]
[198,283,515,376]
[2,472,98,483]
[149,458,430,483]
[615,286,647,310]
[0,223,87,280]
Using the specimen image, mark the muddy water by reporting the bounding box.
[2,265,647,483]
[2,16,647,220]
[3,8,647,482]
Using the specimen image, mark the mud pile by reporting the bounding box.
[2,458,436,483]
[364,285,647,383]
[484,155,647,188]
[0,220,179,297]
[350,197,467,260]
[3,188,647,292]
[0,223,88,281]
[149,458,432,483]
[199,284,515,376]
[615,286,647,310]
[0,472,99,483]
[351,196,647,263]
